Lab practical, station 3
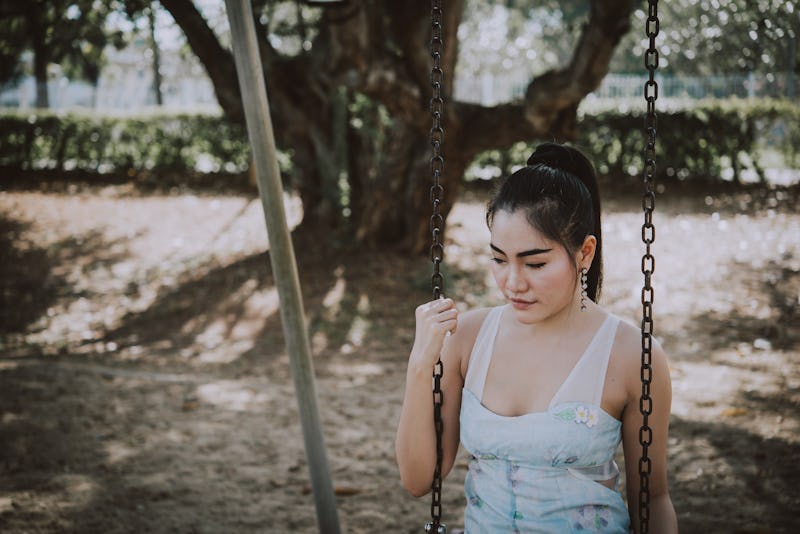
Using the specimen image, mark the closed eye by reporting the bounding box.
[526,263,545,269]
[491,257,506,264]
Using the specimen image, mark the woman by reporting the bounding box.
[396,143,677,533]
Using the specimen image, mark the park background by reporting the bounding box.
[1,0,798,532]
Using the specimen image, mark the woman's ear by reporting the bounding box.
[577,235,597,269]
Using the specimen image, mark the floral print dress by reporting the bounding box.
[459,306,631,533]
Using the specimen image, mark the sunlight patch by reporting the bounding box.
[51,474,99,508]
[104,441,138,464]
[196,380,274,411]
[196,340,254,364]
[312,331,328,353]
[322,267,346,318]
[340,294,371,352]
[327,362,384,386]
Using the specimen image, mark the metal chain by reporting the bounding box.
[640,1,659,533]
[425,1,446,533]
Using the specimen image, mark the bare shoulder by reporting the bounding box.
[459,307,494,333]
[611,315,671,390]
[443,306,494,378]
[448,306,493,351]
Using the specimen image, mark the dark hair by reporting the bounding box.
[486,142,603,301]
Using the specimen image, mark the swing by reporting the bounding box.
[423,1,661,533]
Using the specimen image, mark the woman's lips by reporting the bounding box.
[509,297,535,309]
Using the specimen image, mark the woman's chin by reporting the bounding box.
[508,304,545,324]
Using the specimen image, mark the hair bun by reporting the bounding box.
[526,142,566,166]
[527,142,591,180]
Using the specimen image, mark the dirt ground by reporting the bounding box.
[1,177,799,533]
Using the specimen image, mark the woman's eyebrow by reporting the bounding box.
[490,243,552,257]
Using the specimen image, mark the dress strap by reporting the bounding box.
[464,305,505,399]
[551,314,621,407]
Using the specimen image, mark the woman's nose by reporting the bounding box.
[507,266,526,291]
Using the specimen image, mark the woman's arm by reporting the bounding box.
[622,339,678,534]
[396,298,464,497]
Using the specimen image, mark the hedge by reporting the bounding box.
[0,111,254,175]
[1,99,797,185]
[469,98,800,185]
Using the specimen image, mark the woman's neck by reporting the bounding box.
[509,296,601,339]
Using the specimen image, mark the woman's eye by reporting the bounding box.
[491,257,506,264]
[526,263,545,269]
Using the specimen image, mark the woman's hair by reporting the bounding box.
[486,142,603,301]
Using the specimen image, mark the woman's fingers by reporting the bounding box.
[410,299,459,368]
[429,306,457,335]
[417,299,457,325]
[418,298,454,316]
[414,300,457,340]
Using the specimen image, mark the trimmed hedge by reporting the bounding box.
[1,99,797,185]
[469,98,800,184]
[0,111,253,174]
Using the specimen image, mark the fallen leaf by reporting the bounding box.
[302,485,363,496]
[721,407,748,417]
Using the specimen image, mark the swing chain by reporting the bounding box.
[425,1,446,533]
[640,1,659,533]
[429,0,445,304]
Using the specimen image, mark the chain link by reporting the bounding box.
[425,1,446,533]
[640,1,659,533]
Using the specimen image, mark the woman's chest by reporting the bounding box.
[460,391,622,468]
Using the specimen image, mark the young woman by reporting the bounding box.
[396,143,677,533]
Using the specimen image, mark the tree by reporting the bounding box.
[161,0,635,252]
[610,0,799,77]
[146,5,164,106]
[0,0,124,108]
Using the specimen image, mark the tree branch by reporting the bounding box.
[522,0,634,132]
[445,1,635,173]
[158,0,243,123]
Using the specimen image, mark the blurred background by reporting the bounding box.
[0,1,798,532]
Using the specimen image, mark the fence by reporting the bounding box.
[2,68,797,112]
[0,45,218,112]
[453,72,798,106]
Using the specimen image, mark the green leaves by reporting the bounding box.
[466,99,800,184]
[0,110,252,175]
[3,99,798,186]
[611,0,798,76]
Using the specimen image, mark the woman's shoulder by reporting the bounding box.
[448,306,495,347]
[460,305,498,330]
[610,314,667,356]
[443,305,500,375]
[607,312,670,385]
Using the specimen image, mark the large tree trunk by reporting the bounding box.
[163,0,634,253]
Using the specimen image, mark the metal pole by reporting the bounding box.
[222,1,341,532]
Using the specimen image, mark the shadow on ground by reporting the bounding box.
[669,410,800,533]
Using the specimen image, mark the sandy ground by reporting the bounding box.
[0,179,798,533]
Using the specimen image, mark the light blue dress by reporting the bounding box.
[459,306,631,533]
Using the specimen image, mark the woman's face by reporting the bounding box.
[489,209,586,324]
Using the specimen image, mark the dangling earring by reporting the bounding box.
[580,268,588,312]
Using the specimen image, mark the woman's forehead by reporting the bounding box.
[489,210,556,251]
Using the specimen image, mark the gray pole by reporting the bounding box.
[222,1,341,532]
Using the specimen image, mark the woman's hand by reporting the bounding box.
[410,298,459,370]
